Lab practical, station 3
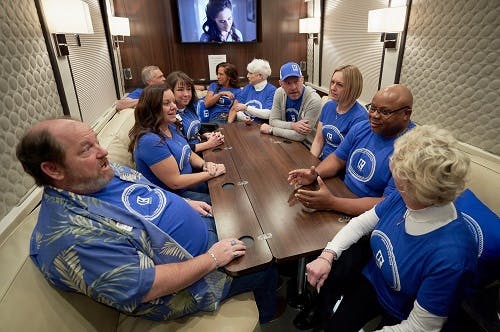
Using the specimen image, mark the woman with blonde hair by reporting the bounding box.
[310,65,367,160]
[305,125,477,332]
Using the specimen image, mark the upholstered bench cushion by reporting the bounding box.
[98,107,135,168]
[117,292,259,332]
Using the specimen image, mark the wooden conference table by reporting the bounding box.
[204,122,356,276]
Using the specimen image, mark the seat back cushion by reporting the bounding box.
[456,189,500,286]
[98,108,135,168]
[117,292,259,332]
[0,207,119,331]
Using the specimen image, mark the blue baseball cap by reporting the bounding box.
[280,62,302,80]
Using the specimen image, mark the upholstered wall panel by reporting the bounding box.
[0,0,63,220]
[400,0,499,155]
[321,0,387,104]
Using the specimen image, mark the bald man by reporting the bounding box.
[16,118,278,323]
[288,84,414,216]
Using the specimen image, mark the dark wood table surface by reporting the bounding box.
[204,122,356,275]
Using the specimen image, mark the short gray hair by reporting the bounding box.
[247,59,272,79]
[141,66,160,85]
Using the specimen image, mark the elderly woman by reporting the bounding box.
[306,125,477,332]
[128,84,225,203]
[310,65,367,160]
[228,58,277,123]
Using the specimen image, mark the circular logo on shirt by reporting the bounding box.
[285,108,299,122]
[217,95,233,106]
[371,230,401,291]
[121,184,167,221]
[323,125,344,148]
[246,99,263,109]
[462,212,484,258]
[347,148,376,182]
[179,145,192,171]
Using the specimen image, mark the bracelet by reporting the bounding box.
[317,256,332,266]
[322,249,337,260]
[208,251,219,268]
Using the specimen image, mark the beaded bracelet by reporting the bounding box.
[322,249,338,261]
[208,251,219,268]
[317,256,332,266]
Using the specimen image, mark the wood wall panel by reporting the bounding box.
[114,0,307,90]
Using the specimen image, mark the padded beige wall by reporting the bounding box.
[400,0,499,156]
[0,0,63,220]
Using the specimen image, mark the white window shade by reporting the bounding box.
[42,0,94,34]
[299,17,321,34]
[367,6,406,33]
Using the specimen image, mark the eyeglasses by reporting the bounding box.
[367,104,411,116]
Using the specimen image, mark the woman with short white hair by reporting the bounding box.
[228,58,276,123]
[305,125,477,332]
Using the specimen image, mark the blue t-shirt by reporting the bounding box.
[238,83,276,121]
[334,120,414,197]
[207,82,241,121]
[285,89,304,122]
[319,100,368,160]
[178,106,202,145]
[364,192,477,320]
[127,88,143,100]
[134,126,192,194]
[90,176,208,256]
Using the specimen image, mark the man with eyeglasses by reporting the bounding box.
[288,84,414,330]
[288,84,414,216]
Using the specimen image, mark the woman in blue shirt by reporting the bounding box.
[166,71,224,154]
[310,65,368,160]
[128,84,226,203]
[203,62,241,123]
[305,125,476,332]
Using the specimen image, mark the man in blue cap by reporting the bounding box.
[260,62,321,146]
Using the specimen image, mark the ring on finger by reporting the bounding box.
[230,240,237,246]
[233,251,238,258]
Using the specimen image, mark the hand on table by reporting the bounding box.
[206,131,224,148]
[291,119,312,136]
[208,238,247,267]
[288,166,318,187]
[260,123,271,134]
[187,200,213,217]
[295,177,336,210]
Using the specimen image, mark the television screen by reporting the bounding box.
[176,0,258,43]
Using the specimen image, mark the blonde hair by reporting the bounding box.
[391,125,470,206]
[332,65,363,105]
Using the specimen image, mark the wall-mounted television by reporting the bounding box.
[175,0,258,43]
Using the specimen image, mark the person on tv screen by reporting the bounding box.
[200,0,243,42]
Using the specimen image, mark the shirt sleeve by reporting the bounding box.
[325,207,379,258]
[334,121,361,162]
[375,301,446,332]
[136,133,173,167]
[127,88,142,100]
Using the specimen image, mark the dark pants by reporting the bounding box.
[325,274,400,332]
[224,266,278,323]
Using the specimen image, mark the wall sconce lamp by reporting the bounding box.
[41,0,94,56]
[367,6,406,49]
[110,16,130,48]
[299,17,321,44]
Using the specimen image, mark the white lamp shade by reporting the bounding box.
[367,6,407,33]
[42,0,94,34]
[299,17,321,34]
[110,16,130,36]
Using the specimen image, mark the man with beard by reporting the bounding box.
[16,118,278,323]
